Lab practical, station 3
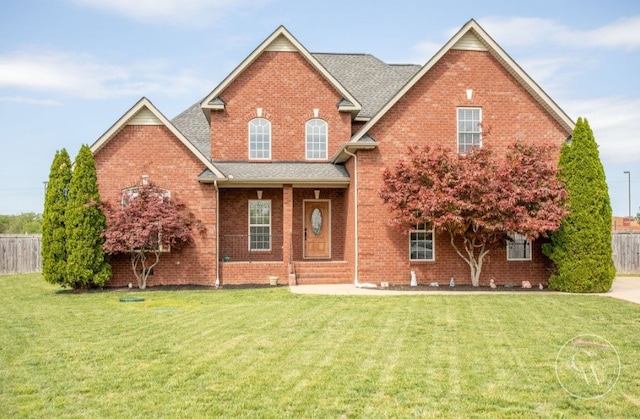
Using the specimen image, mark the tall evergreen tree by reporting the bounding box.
[42,149,72,285]
[543,118,615,292]
[65,145,111,288]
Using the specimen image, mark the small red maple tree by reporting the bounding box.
[102,183,199,289]
[379,143,568,286]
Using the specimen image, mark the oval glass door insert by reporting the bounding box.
[311,208,322,235]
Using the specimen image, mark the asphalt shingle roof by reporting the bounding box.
[171,101,210,157]
[313,53,420,119]
[198,162,350,183]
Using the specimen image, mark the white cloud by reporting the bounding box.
[564,96,640,165]
[586,16,640,50]
[0,50,208,100]
[479,15,640,51]
[68,0,268,27]
[407,40,443,64]
[0,96,61,106]
[516,55,575,92]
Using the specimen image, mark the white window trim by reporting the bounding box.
[121,186,172,253]
[248,199,271,252]
[409,222,435,261]
[457,107,482,154]
[506,232,532,261]
[121,186,170,207]
[248,118,271,160]
[305,119,328,160]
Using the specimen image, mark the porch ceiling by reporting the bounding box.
[198,162,350,188]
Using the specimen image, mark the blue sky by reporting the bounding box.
[1,0,639,217]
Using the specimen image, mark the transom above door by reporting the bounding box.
[303,200,330,259]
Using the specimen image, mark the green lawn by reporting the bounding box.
[1,274,639,417]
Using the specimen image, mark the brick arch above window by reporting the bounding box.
[243,108,273,122]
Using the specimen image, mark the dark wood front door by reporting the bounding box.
[304,200,330,259]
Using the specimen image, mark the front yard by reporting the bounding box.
[1,274,639,417]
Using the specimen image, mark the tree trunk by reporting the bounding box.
[130,250,160,289]
[448,229,489,287]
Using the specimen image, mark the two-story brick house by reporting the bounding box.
[91,19,574,288]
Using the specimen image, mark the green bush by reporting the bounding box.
[543,118,615,292]
[64,145,111,288]
[42,149,72,285]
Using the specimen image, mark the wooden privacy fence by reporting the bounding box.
[0,234,42,275]
[0,233,638,276]
[613,232,640,274]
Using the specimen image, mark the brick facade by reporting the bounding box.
[91,23,572,288]
[94,125,217,287]
[209,51,353,162]
[357,49,568,286]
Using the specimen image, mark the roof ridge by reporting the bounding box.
[312,52,369,56]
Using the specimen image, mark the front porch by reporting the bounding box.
[217,186,353,285]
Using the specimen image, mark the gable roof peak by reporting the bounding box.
[348,18,574,144]
[200,26,361,115]
[90,97,224,179]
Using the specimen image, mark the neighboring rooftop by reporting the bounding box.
[612,216,640,232]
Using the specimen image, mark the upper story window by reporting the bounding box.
[306,119,327,160]
[506,232,531,261]
[249,118,271,160]
[457,108,482,154]
[410,222,434,261]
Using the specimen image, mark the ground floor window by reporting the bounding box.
[410,222,434,261]
[507,232,531,260]
[249,200,271,251]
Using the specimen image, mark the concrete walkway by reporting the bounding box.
[290,276,640,304]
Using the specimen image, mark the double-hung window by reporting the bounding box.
[249,118,271,159]
[410,222,434,261]
[506,233,531,261]
[249,200,271,251]
[457,107,481,154]
[306,119,327,160]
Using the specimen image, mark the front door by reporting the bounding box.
[304,200,330,259]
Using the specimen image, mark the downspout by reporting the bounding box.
[214,180,220,288]
[343,149,376,288]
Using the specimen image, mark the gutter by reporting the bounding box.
[214,180,220,288]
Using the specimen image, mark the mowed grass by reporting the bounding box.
[1,275,640,417]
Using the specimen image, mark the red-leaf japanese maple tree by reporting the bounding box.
[102,183,198,289]
[379,143,568,287]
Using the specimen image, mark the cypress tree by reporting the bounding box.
[65,145,111,288]
[42,149,72,285]
[543,118,615,292]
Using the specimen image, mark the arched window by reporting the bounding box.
[306,119,327,160]
[249,118,271,159]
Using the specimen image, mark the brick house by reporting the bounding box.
[91,19,573,288]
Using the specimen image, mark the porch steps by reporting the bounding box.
[293,261,351,284]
